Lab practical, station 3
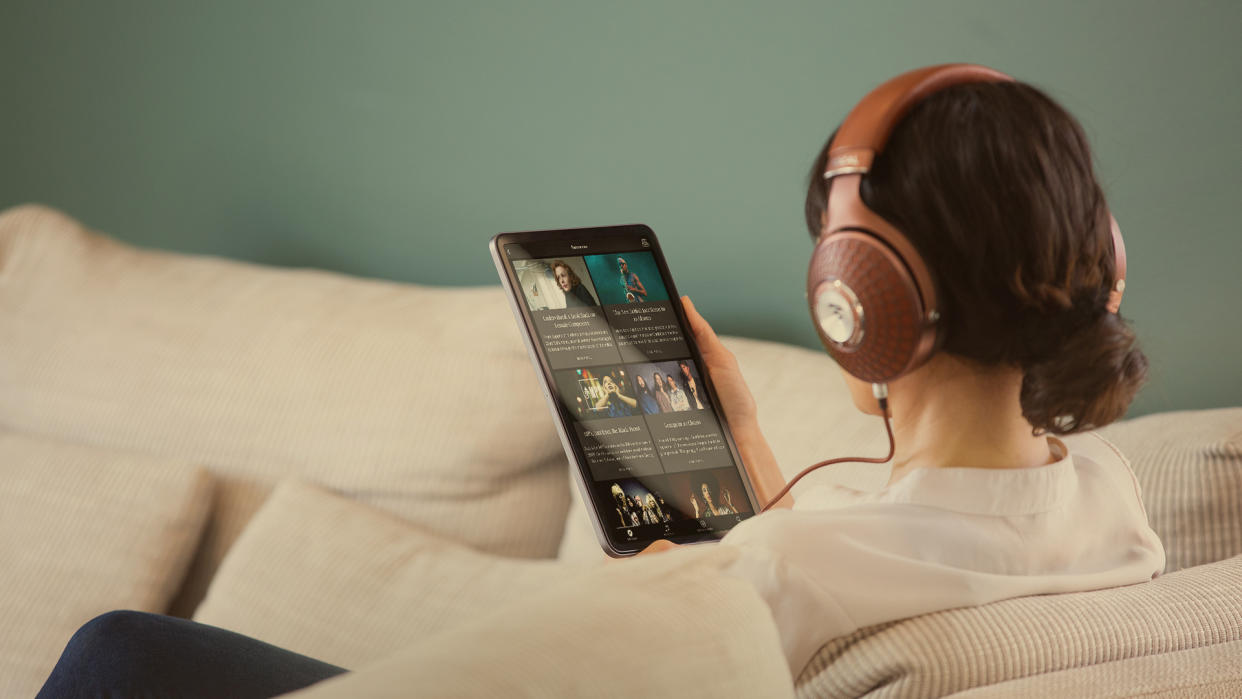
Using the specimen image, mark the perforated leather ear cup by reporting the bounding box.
[808,232,930,383]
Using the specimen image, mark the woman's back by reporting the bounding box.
[721,433,1163,672]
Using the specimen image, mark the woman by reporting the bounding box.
[651,372,673,413]
[666,375,691,412]
[593,375,637,418]
[699,482,722,516]
[634,374,661,415]
[646,70,1162,676]
[641,496,657,525]
[37,66,1163,694]
[550,260,597,307]
[645,494,664,524]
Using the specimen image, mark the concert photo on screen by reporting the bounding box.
[583,252,669,305]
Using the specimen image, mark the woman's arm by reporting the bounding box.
[682,297,794,510]
[614,391,638,409]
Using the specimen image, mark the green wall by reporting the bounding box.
[3,1,1239,416]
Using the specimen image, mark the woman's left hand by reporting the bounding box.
[636,540,680,556]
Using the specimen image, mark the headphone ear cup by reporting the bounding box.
[808,231,935,383]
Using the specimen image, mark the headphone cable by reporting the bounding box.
[760,389,895,513]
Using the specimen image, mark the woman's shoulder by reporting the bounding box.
[1062,430,1153,521]
[1063,431,1142,491]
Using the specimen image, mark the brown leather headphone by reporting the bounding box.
[807,63,1128,386]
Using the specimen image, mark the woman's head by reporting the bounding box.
[652,372,665,391]
[551,261,580,292]
[601,375,617,393]
[805,80,1146,434]
[635,375,648,392]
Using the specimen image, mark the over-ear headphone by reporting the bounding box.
[807,63,1128,386]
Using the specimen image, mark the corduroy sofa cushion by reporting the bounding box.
[1098,407,1242,572]
[795,554,1242,698]
[947,639,1242,698]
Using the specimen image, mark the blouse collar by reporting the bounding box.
[809,437,1077,517]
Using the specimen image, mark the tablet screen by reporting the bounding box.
[498,227,757,553]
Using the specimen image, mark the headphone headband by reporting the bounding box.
[825,64,1013,179]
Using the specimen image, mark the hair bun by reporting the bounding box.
[1019,312,1148,434]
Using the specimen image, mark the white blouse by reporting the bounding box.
[720,433,1166,676]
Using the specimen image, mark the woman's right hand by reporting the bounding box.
[681,296,757,427]
[682,296,792,510]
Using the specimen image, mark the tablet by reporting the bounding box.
[490,224,760,556]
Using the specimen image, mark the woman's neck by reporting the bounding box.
[884,357,1054,486]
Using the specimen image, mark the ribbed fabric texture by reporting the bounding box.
[1098,408,1242,572]
[0,204,571,616]
[0,429,213,697]
[950,640,1242,698]
[794,409,1242,698]
[795,554,1242,698]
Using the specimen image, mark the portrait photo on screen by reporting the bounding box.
[511,257,600,311]
[664,468,752,522]
[553,365,643,420]
[583,252,669,305]
[597,478,678,529]
[627,359,709,414]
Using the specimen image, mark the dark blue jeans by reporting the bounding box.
[38,611,347,698]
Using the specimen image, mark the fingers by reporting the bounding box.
[642,539,678,555]
[681,296,721,348]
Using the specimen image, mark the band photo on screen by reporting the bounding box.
[511,257,600,311]
[554,365,641,420]
[665,469,752,522]
[599,478,677,529]
[628,359,709,414]
[583,252,669,305]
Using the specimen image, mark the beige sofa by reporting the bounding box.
[1,204,1239,697]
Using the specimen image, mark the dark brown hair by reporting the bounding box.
[805,81,1147,434]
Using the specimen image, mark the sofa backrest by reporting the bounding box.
[0,204,571,614]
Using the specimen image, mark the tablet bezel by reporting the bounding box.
[489,224,761,556]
